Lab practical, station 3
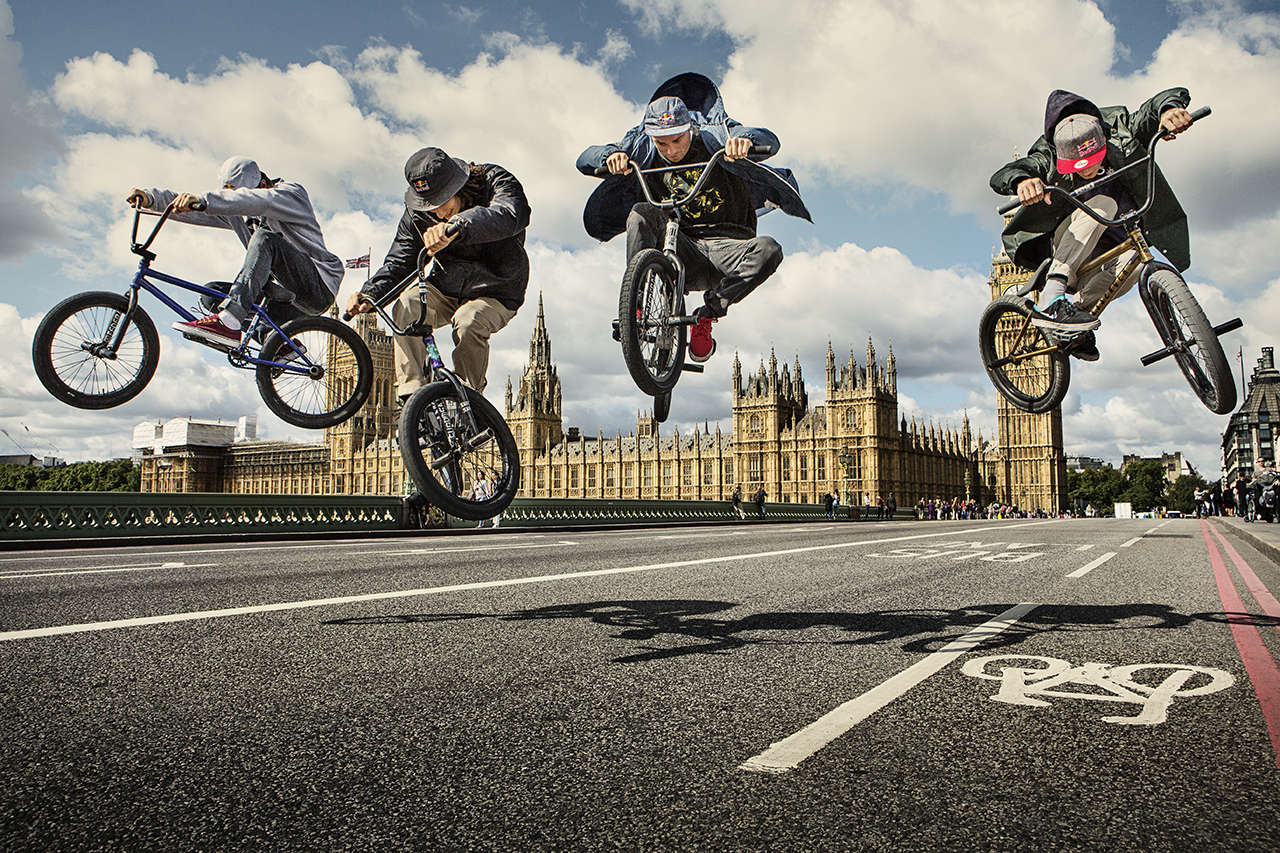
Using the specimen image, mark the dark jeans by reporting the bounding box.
[220,229,332,326]
[625,203,782,318]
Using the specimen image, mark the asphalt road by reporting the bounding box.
[2,518,1279,852]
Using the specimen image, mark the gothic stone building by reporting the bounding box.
[137,263,1064,512]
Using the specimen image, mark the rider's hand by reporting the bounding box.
[345,291,373,316]
[1016,177,1048,206]
[126,188,151,208]
[1160,106,1193,139]
[605,152,632,175]
[421,221,457,255]
[172,192,203,213]
[722,136,752,161]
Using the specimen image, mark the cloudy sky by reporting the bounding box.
[2,0,1279,477]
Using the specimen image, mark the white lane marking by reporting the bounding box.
[1120,537,1143,548]
[368,541,579,557]
[0,562,211,579]
[1,522,1062,643]
[739,602,1040,774]
[1075,545,1095,551]
[1066,552,1117,578]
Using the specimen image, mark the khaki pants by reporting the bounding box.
[1042,195,1139,311]
[391,285,517,395]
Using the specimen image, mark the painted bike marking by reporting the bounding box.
[961,654,1234,725]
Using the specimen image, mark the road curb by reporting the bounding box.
[1216,516,1280,566]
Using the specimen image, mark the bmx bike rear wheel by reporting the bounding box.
[978,296,1070,414]
[1141,268,1236,415]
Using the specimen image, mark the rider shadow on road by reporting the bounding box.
[323,600,1264,664]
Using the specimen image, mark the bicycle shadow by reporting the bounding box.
[323,600,1267,664]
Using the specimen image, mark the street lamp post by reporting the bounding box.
[964,468,972,502]
[838,447,852,511]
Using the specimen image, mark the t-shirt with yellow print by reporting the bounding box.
[645,133,756,240]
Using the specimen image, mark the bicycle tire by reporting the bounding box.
[978,296,1070,414]
[256,315,373,429]
[32,291,160,410]
[618,249,685,395]
[1142,268,1236,415]
[654,389,672,424]
[398,381,520,521]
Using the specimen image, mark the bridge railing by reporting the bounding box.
[0,491,868,543]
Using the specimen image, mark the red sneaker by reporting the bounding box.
[173,315,241,348]
[689,315,716,362]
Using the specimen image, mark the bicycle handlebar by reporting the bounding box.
[591,144,774,180]
[995,105,1211,217]
[341,222,460,322]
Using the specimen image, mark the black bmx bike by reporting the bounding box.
[345,236,520,521]
[980,106,1240,416]
[598,145,771,422]
[32,200,373,428]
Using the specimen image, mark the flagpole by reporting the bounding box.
[1239,345,1246,403]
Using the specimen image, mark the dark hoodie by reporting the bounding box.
[990,87,1191,272]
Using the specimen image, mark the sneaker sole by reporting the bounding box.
[1029,314,1101,332]
[173,322,240,349]
[688,341,716,363]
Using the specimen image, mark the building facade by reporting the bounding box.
[136,275,1064,512]
[1223,347,1280,484]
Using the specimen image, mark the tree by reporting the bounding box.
[1120,459,1168,512]
[1068,465,1125,515]
[1167,473,1208,515]
[0,460,140,492]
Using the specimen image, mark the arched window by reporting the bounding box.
[750,414,761,433]
[845,409,857,431]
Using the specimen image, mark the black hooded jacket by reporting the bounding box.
[991,87,1191,272]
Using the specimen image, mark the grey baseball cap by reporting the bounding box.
[218,156,262,189]
[643,96,692,137]
[1054,114,1106,174]
[404,147,469,211]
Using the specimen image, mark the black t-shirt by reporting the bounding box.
[646,133,756,239]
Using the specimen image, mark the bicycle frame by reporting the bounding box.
[350,247,491,462]
[117,203,315,377]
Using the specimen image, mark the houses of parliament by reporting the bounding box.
[133,253,1067,513]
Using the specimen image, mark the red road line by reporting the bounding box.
[1208,524,1280,635]
[1200,521,1280,768]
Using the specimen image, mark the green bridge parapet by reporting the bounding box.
[0,491,403,543]
[0,491,865,544]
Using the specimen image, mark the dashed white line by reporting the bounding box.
[1067,552,1118,578]
[1121,537,1143,548]
[739,602,1041,774]
[0,562,210,579]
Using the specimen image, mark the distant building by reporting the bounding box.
[1066,456,1108,471]
[133,291,1063,511]
[1121,452,1195,483]
[0,455,62,468]
[1223,347,1280,484]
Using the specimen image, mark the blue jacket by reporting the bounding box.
[575,73,811,241]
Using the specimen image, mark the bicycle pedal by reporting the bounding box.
[465,428,495,450]
[611,319,621,342]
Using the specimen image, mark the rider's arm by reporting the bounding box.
[132,187,235,230]
[990,139,1056,198]
[1129,87,1192,146]
[723,123,780,160]
[576,126,648,175]
[358,210,422,305]
[447,165,531,245]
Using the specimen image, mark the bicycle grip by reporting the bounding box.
[997,196,1021,215]
[342,294,375,322]
[592,166,612,177]
[1190,105,1211,122]
[749,145,773,156]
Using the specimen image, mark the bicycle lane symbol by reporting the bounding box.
[960,655,1235,725]
[865,542,1044,562]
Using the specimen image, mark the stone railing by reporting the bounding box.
[0,491,403,542]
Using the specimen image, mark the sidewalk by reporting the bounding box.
[1215,515,1280,566]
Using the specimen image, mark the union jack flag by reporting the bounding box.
[345,253,370,269]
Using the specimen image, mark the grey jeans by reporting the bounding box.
[220,229,333,326]
[625,203,782,318]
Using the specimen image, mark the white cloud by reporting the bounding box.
[0,1,60,257]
